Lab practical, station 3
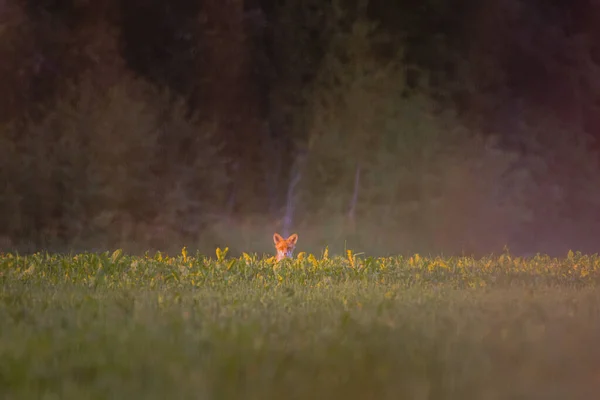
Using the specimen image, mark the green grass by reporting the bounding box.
[1,249,600,399]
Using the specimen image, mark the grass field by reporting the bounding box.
[1,248,600,399]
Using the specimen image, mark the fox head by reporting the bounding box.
[273,233,298,261]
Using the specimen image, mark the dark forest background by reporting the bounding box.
[1,0,600,257]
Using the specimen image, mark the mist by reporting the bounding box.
[1,0,599,258]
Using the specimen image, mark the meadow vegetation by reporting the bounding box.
[2,249,600,399]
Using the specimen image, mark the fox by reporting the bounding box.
[273,232,299,261]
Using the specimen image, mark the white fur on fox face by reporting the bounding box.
[276,248,294,261]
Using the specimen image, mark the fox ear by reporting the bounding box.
[287,233,298,245]
[273,233,284,244]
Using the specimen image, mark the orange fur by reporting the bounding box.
[273,232,298,261]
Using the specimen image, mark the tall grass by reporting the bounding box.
[1,250,600,399]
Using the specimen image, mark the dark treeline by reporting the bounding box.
[1,0,600,256]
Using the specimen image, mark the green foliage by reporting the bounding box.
[295,4,528,255]
[1,250,600,399]
[1,249,599,293]
[0,72,227,253]
[2,0,600,259]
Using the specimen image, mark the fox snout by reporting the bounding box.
[273,233,298,261]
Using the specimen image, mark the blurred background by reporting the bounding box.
[1,0,600,257]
